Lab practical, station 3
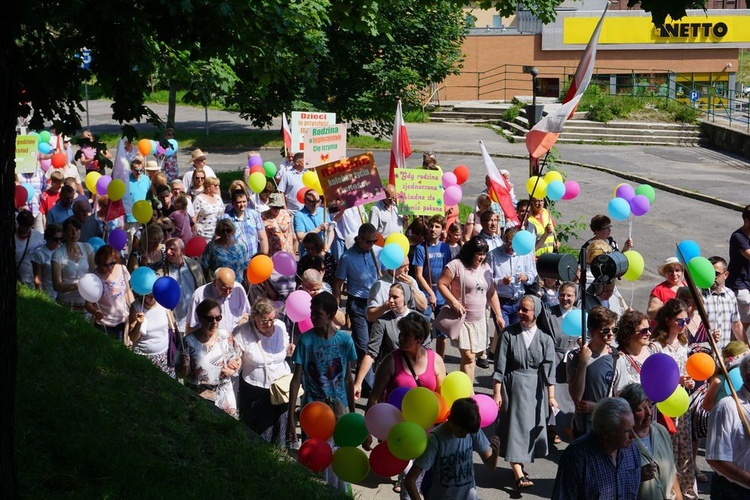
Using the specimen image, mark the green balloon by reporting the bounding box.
[39,130,51,144]
[656,386,689,417]
[263,161,277,178]
[687,256,715,289]
[622,250,644,282]
[635,184,655,204]
[387,421,428,461]
[333,412,368,447]
[331,447,370,483]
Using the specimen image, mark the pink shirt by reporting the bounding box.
[388,349,438,393]
[445,259,493,323]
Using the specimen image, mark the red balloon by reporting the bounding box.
[249,165,265,175]
[296,187,311,204]
[15,185,29,209]
[184,237,207,258]
[369,441,409,477]
[297,438,333,473]
[51,152,67,169]
[453,165,469,185]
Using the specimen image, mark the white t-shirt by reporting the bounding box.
[233,319,291,388]
[132,302,170,355]
[52,242,94,306]
[31,244,57,299]
[182,165,217,188]
[15,231,45,286]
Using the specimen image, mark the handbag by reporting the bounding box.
[433,264,465,341]
[253,325,303,405]
[166,311,180,367]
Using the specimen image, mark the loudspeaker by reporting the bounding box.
[590,251,629,283]
[537,253,578,282]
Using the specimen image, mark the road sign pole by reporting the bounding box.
[85,82,90,129]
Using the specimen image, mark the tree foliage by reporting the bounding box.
[626,1,708,27]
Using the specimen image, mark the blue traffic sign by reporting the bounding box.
[689,90,700,102]
[80,48,92,70]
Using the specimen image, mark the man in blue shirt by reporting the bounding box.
[46,185,76,225]
[126,156,150,225]
[221,190,268,256]
[293,189,334,257]
[488,227,537,327]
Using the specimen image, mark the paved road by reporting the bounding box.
[85,100,750,499]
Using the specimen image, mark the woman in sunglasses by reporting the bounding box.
[201,219,250,282]
[85,244,134,343]
[615,310,655,384]
[177,298,242,418]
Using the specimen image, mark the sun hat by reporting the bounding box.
[268,193,285,207]
[146,160,160,171]
[658,256,683,277]
[190,149,207,163]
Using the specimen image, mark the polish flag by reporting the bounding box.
[480,140,519,226]
[282,112,292,154]
[389,100,412,185]
[526,5,609,160]
[109,138,130,221]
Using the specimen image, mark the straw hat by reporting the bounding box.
[657,256,683,277]
[190,149,207,163]
[145,160,160,171]
[268,193,285,208]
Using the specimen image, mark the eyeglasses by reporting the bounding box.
[305,198,320,204]
[715,271,725,276]
[365,239,378,244]
[132,168,143,173]
[638,327,651,336]
[676,318,690,327]
[601,327,619,335]
[203,315,222,322]
[102,261,117,268]
[161,227,174,234]
[257,318,275,325]
[194,176,205,181]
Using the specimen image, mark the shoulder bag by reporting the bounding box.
[434,264,465,341]
[252,325,302,405]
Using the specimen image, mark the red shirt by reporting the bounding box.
[39,189,60,214]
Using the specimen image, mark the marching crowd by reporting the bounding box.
[14,131,750,499]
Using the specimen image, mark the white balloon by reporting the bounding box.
[78,273,103,303]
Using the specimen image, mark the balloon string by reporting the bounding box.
[628,217,633,241]
[630,280,635,307]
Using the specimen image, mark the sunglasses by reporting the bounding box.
[638,327,651,336]
[365,239,378,244]
[601,327,619,335]
[132,168,143,173]
[676,318,690,327]
[257,318,275,325]
[102,261,117,268]
[203,315,222,322]
[305,198,320,204]
[194,176,205,181]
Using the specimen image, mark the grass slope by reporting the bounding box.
[15,287,347,499]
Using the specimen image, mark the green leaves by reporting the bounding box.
[627,0,708,27]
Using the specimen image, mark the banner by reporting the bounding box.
[305,123,347,168]
[393,168,443,216]
[291,111,336,153]
[15,135,38,174]
[317,152,385,210]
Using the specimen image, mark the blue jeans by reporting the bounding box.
[346,297,374,390]
[500,299,520,327]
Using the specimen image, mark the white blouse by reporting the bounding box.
[234,319,291,389]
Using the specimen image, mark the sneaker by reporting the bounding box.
[476,357,490,369]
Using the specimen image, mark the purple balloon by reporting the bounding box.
[615,184,636,202]
[629,194,651,217]
[272,251,297,277]
[387,387,410,411]
[96,175,112,197]
[641,353,680,403]
[107,228,128,252]
[247,155,263,168]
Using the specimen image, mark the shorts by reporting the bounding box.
[452,319,487,354]
[736,289,750,324]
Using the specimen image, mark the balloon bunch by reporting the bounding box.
[526,171,580,202]
[34,129,67,168]
[137,138,178,157]
[78,270,181,313]
[247,154,279,194]
[676,240,717,289]
[36,130,53,155]
[607,183,655,222]
[85,172,127,204]
[442,165,470,206]
[641,353,689,417]
[14,184,34,209]
[380,233,409,270]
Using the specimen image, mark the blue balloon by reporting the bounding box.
[153,276,181,310]
[165,138,178,157]
[87,236,106,252]
[607,197,631,221]
[676,240,701,265]
[22,183,35,203]
[150,140,159,155]
[380,243,405,270]
[130,266,158,296]
[724,367,743,395]
[511,230,535,256]
[38,142,52,154]
[561,310,587,337]
[387,386,410,410]
[546,180,566,201]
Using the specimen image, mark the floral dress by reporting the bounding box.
[184,330,241,418]
[156,153,179,183]
[262,209,294,254]
[194,195,224,241]
[201,239,250,279]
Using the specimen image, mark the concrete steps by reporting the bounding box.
[430,103,512,123]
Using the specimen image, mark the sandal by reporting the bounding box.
[695,469,708,483]
[392,479,402,493]
[516,476,534,489]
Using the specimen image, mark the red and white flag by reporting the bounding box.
[526,5,609,160]
[480,140,519,226]
[389,100,412,185]
[109,138,130,221]
[281,112,292,154]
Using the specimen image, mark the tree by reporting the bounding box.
[626,1,707,27]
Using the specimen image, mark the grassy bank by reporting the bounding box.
[15,287,346,499]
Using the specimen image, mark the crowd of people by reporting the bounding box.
[14,132,750,499]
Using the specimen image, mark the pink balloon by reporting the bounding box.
[441,172,458,188]
[272,251,297,277]
[444,185,462,206]
[630,194,651,217]
[157,145,166,155]
[561,180,580,200]
[40,158,52,171]
[615,184,636,202]
[472,394,499,428]
[298,316,314,332]
[365,403,405,441]
[285,290,312,322]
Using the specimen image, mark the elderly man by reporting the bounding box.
[706,355,750,497]
[46,185,77,226]
[704,256,744,348]
[221,189,268,256]
[299,269,345,327]
[477,209,504,251]
[293,189,333,256]
[368,184,407,239]
[163,237,206,331]
[185,267,250,334]
[170,179,195,218]
[552,397,641,499]
[276,152,306,212]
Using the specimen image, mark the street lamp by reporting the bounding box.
[524,66,543,128]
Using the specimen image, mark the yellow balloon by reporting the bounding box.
[440,371,473,406]
[525,176,547,199]
[384,233,409,257]
[248,172,266,194]
[622,250,645,282]
[656,386,689,418]
[402,388,439,429]
[107,179,126,201]
[85,172,101,194]
[543,171,563,185]
[302,170,319,190]
[132,200,154,224]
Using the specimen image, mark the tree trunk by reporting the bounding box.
[167,79,177,129]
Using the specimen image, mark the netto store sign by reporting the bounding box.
[657,21,727,38]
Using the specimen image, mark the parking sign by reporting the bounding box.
[689,90,700,102]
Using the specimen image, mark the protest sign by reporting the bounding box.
[305,123,346,168]
[15,135,39,174]
[317,152,385,210]
[394,168,444,216]
[291,111,336,153]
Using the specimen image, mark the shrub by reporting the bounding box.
[672,105,700,123]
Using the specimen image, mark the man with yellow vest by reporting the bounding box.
[526,197,558,257]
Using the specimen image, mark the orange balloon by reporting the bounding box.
[137,138,152,156]
[434,393,450,424]
[246,255,273,284]
[453,165,469,185]
[686,352,716,381]
[300,401,336,440]
[375,233,385,247]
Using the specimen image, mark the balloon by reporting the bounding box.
[38,142,52,154]
[184,237,207,258]
[687,256,715,289]
[622,250,644,281]
[331,447,370,483]
[85,172,101,194]
[298,316,314,332]
[263,161,277,178]
[369,442,409,478]
[724,367,744,395]
[14,185,28,209]
[380,243,405,271]
[21,183,34,203]
[249,165,265,175]
[302,170,322,194]
[511,230,535,256]
[156,144,166,155]
[656,386,689,418]
[132,200,154,224]
[107,228,128,252]
[96,175,112,196]
[387,422,428,461]
[87,237,106,252]
[366,403,405,441]
[51,152,67,169]
[333,412,368,447]
[453,165,469,184]
[544,171,563,185]
[152,276,181,309]
[150,140,159,156]
[615,183,636,202]
[561,310,587,337]
[402,387,439,429]
[285,290,312,322]
[441,371,473,406]
[546,180,566,201]
[78,273,103,303]
[38,130,51,143]
[376,233,385,247]
[635,184,656,204]
[297,438,332,473]
[562,180,580,200]
[107,179,126,202]
[444,185,462,206]
[629,194,650,217]
[246,254,273,284]
[435,393,450,424]
[686,352,716,381]
[607,197,631,221]
[165,139,178,156]
[272,251,297,277]
[300,401,336,440]
[385,233,409,257]
[641,353,680,403]
[441,172,458,188]
[137,138,152,156]
[247,155,263,168]
[130,266,158,295]
[472,394,499,428]
[248,172,267,194]
[676,240,701,265]
[525,176,547,198]
[40,158,52,171]
[387,386,410,410]
[296,188,311,204]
